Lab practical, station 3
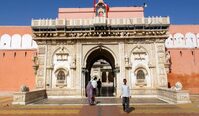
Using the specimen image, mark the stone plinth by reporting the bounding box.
[158,87,191,104]
[12,89,47,105]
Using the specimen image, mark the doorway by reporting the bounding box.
[84,48,116,97]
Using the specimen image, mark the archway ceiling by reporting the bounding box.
[86,49,115,70]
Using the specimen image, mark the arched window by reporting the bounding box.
[55,69,68,87]
[57,70,65,81]
[137,70,145,81]
[135,69,147,86]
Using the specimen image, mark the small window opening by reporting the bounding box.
[14,52,16,57]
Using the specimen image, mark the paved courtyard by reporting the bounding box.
[0,95,199,116]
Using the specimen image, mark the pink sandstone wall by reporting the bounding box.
[0,26,35,92]
[58,7,144,19]
[168,48,199,74]
[167,25,199,94]
[0,50,36,92]
[167,49,199,94]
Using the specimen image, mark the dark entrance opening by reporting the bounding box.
[85,48,116,97]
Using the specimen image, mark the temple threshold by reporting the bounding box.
[32,97,168,105]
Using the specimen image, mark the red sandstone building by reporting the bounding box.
[0,1,199,95]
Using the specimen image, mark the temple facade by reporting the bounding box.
[0,0,199,100]
[31,0,170,97]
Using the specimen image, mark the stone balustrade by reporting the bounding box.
[32,16,170,28]
[12,89,47,105]
[158,87,191,104]
[129,88,191,104]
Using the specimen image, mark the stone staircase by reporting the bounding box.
[32,97,168,105]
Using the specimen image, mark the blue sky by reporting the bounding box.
[0,0,198,25]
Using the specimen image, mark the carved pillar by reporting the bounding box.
[46,65,54,89]
[156,44,168,87]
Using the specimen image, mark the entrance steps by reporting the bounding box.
[32,97,168,105]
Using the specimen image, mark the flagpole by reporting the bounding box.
[94,0,96,12]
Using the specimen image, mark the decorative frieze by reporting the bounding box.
[33,30,168,39]
[32,17,169,41]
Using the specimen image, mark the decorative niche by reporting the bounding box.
[56,47,69,61]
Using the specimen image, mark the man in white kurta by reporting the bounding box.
[91,77,97,104]
[121,79,131,112]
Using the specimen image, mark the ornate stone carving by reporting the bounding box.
[38,56,45,65]
[165,51,171,64]
[32,55,39,75]
[124,57,129,66]
[33,28,168,40]
[82,67,89,73]
[171,82,183,91]
[13,95,25,102]
[70,57,76,69]
[157,45,164,52]
[37,78,44,88]
[158,53,165,63]
[38,47,45,54]
[160,76,167,87]
[54,68,69,87]
[56,47,69,61]
[159,67,165,75]
[37,41,46,45]
[20,85,30,92]
[38,68,44,76]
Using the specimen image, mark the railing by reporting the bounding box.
[157,87,191,104]
[32,16,170,28]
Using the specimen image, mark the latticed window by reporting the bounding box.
[137,70,145,79]
[137,70,145,83]
[56,69,68,87]
[57,71,65,84]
